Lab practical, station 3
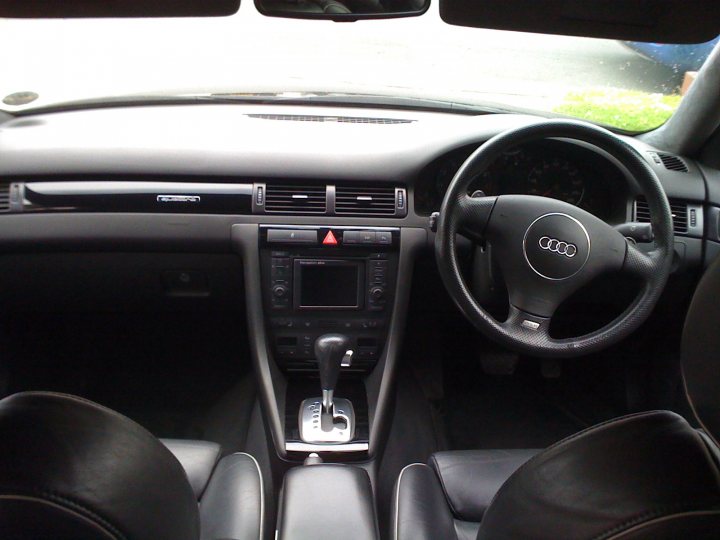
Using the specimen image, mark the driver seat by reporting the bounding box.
[392,256,720,540]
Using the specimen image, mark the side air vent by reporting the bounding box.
[335,186,406,217]
[247,114,414,125]
[635,197,688,234]
[0,183,10,213]
[265,184,327,214]
[648,151,689,173]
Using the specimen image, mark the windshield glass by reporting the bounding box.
[1,3,716,132]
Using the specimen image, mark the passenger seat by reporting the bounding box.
[0,392,264,540]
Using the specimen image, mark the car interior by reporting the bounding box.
[1,1,720,539]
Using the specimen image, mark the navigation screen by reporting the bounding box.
[297,261,362,309]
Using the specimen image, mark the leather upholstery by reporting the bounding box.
[199,453,264,540]
[162,439,221,500]
[278,464,379,540]
[162,440,264,540]
[393,450,536,540]
[394,414,720,539]
[429,449,539,522]
[477,411,720,540]
[0,391,199,540]
[392,463,457,540]
[683,253,720,448]
[0,392,264,540]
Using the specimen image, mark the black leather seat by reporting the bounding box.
[393,449,539,540]
[393,256,720,540]
[0,392,264,540]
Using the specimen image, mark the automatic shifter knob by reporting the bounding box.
[315,334,350,413]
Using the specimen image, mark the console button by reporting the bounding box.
[271,262,290,278]
[343,231,359,244]
[344,230,378,244]
[377,231,392,244]
[267,229,317,244]
[359,231,377,244]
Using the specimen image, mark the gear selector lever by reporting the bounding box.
[298,334,356,445]
[315,334,351,413]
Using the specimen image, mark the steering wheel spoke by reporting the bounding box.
[623,242,661,281]
[503,304,552,340]
[457,194,497,240]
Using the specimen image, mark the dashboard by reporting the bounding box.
[415,140,628,222]
[0,103,712,266]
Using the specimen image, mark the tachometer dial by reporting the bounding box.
[527,158,584,205]
[435,160,458,197]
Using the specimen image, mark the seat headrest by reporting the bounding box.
[0,391,199,540]
[683,254,720,447]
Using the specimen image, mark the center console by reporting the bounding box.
[259,225,400,453]
[276,460,379,540]
[233,221,425,462]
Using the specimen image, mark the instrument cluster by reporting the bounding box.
[415,140,624,221]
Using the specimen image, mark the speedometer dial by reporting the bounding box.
[527,158,584,205]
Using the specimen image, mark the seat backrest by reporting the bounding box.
[682,254,720,448]
[0,391,200,540]
[476,410,720,539]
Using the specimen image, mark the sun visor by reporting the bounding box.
[0,0,240,18]
[439,0,720,44]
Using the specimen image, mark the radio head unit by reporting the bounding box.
[260,225,398,372]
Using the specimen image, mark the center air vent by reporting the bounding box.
[635,197,688,234]
[335,186,406,217]
[264,184,327,214]
[247,114,414,125]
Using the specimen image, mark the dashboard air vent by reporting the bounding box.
[635,197,688,234]
[265,184,327,214]
[335,186,406,217]
[0,183,10,213]
[648,151,689,173]
[658,153,689,173]
[247,114,414,125]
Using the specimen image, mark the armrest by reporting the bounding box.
[277,464,379,540]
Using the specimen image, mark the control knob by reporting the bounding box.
[273,284,289,299]
[369,286,385,301]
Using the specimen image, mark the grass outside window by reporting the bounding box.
[554,89,682,132]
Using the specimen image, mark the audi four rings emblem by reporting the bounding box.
[538,236,577,258]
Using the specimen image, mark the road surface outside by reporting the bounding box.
[0,1,680,113]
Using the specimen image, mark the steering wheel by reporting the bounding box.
[435,120,674,358]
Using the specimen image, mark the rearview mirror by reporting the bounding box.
[256,0,429,20]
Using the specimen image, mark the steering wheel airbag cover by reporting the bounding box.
[523,213,590,280]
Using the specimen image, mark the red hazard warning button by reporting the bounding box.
[322,230,338,245]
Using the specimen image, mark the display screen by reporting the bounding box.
[296,260,362,309]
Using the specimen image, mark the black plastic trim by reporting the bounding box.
[23,180,253,213]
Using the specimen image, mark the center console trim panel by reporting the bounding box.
[232,223,427,460]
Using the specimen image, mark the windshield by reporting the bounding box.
[1,3,716,132]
